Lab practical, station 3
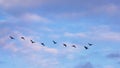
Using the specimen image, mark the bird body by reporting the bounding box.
[63,44,67,47]
[30,40,35,43]
[88,43,93,46]
[72,45,76,48]
[9,36,14,39]
[53,40,57,44]
[84,46,88,50]
[41,43,45,46]
[21,37,25,40]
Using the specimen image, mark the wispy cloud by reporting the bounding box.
[3,42,19,53]
[55,4,120,19]
[118,61,120,64]
[0,30,80,68]
[75,62,94,68]
[87,26,120,41]
[63,25,120,42]
[19,13,51,23]
[0,12,51,24]
[107,53,120,59]
[104,65,114,68]
[0,60,5,64]
[0,0,120,68]
[64,32,87,38]
[0,0,55,9]
[92,4,120,15]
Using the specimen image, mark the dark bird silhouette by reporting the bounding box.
[9,36,14,39]
[30,40,35,43]
[84,46,88,50]
[88,43,93,46]
[63,43,67,47]
[72,45,76,48]
[53,40,57,44]
[41,43,45,46]
[21,37,25,40]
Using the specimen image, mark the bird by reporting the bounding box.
[84,46,88,50]
[41,43,45,46]
[21,37,25,40]
[63,43,67,47]
[9,36,14,39]
[30,40,35,43]
[53,40,57,44]
[88,43,93,46]
[72,45,76,48]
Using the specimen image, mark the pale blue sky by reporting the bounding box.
[0,0,120,68]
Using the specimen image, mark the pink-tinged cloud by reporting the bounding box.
[20,13,51,23]
[84,25,120,42]
[76,62,94,68]
[92,4,120,15]
[0,0,56,9]
[55,4,120,19]
[99,32,120,41]
[64,32,87,38]
[44,48,58,54]
[104,65,113,68]
[63,25,120,42]
[107,53,120,59]
[56,12,87,19]
[3,42,19,53]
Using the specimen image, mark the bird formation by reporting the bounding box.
[9,36,94,50]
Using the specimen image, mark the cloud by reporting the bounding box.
[0,33,59,68]
[0,0,55,9]
[64,32,87,38]
[62,25,120,42]
[3,42,19,53]
[19,13,50,23]
[56,12,87,19]
[98,32,120,41]
[1,0,120,23]
[92,4,120,15]
[85,25,120,42]
[0,30,81,68]
[0,12,51,24]
[44,48,58,54]
[104,65,114,68]
[55,4,120,20]
[0,11,19,24]
[0,60,5,64]
[49,34,60,39]
[107,53,120,59]
[75,62,94,68]
[118,61,120,64]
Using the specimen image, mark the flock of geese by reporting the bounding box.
[9,36,93,50]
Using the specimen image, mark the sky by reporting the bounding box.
[0,0,120,68]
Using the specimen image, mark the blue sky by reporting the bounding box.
[0,0,120,68]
